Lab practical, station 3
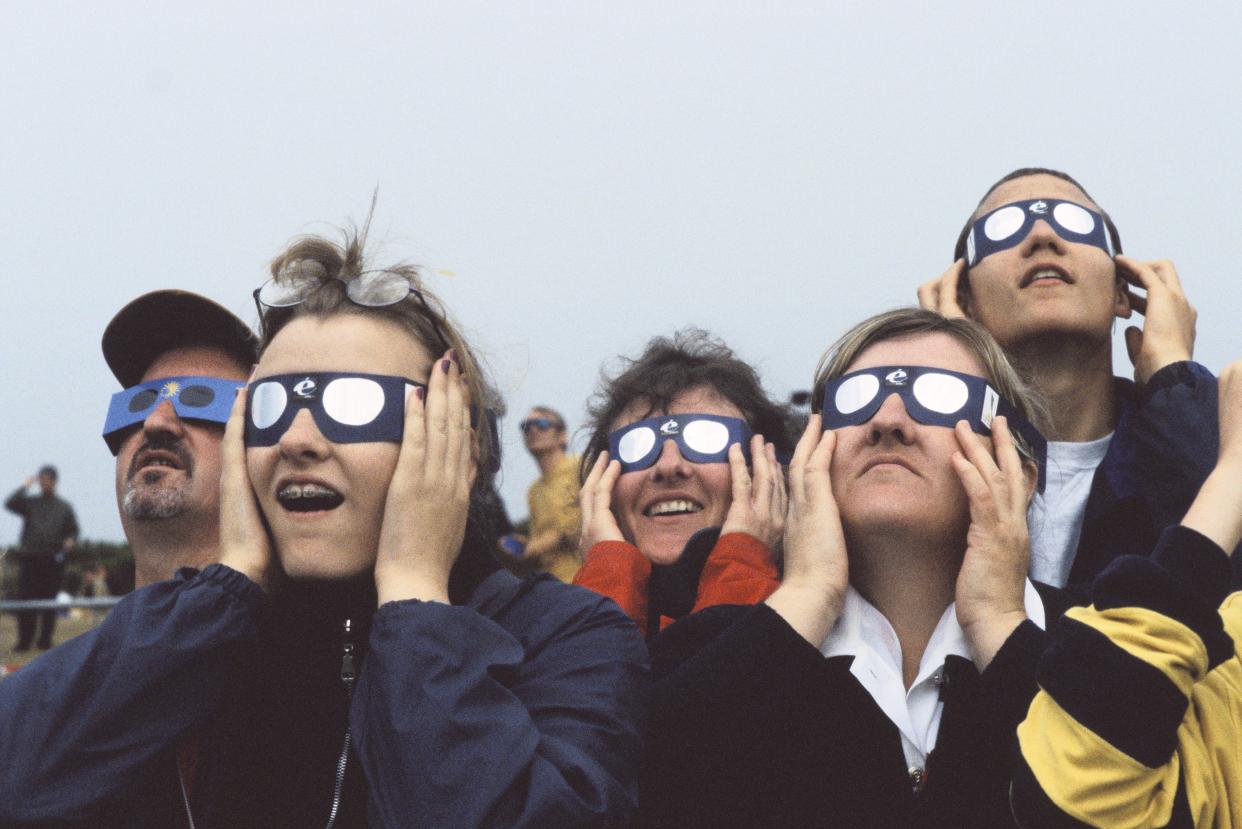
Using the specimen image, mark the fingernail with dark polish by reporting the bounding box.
[449,349,458,363]
[441,359,450,374]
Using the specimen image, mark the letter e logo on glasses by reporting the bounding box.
[293,378,318,399]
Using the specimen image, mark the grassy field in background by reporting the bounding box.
[0,609,109,675]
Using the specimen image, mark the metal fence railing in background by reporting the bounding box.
[0,597,123,612]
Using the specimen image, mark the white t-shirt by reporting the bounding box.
[819,582,1046,776]
[1027,433,1113,587]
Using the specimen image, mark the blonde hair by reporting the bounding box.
[813,308,1049,468]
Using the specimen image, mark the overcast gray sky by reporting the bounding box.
[3,2,1240,546]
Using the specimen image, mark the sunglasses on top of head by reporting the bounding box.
[252,269,452,351]
[820,365,1047,491]
[608,413,753,474]
[965,198,1114,266]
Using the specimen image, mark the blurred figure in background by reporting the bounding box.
[500,407,583,582]
[5,465,78,651]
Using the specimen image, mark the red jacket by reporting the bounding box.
[574,531,778,638]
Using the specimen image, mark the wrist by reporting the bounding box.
[960,608,1027,671]
[375,565,451,605]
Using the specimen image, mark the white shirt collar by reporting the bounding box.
[819,580,1045,770]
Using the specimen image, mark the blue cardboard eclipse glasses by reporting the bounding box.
[245,372,425,447]
[966,199,1114,266]
[820,366,1047,491]
[608,414,753,473]
[103,376,243,455]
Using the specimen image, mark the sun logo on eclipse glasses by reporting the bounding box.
[161,381,180,398]
[659,419,680,436]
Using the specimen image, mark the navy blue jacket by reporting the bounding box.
[1069,361,1236,588]
[0,564,648,828]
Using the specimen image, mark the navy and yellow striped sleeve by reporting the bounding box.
[1012,525,1235,829]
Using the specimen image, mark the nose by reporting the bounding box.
[867,392,916,446]
[142,399,188,441]
[1018,218,1066,257]
[277,409,332,463]
[650,438,692,481]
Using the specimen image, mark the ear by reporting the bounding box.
[956,270,974,319]
[1021,457,1038,505]
[1113,269,1132,320]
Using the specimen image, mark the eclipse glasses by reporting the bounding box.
[608,414,753,473]
[103,376,244,454]
[965,199,1113,266]
[820,365,1046,490]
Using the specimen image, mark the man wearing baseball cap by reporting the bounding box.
[101,289,257,585]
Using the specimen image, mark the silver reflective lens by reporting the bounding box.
[256,276,318,308]
[618,426,656,464]
[250,381,288,429]
[348,271,413,307]
[835,374,880,415]
[983,205,1025,242]
[682,419,729,454]
[1053,202,1095,235]
[323,378,385,426]
[912,373,969,414]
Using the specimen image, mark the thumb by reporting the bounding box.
[1124,325,1143,367]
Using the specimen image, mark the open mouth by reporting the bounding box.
[1020,266,1073,288]
[644,498,704,518]
[278,482,345,512]
[129,447,190,481]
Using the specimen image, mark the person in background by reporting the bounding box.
[499,406,583,582]
[1012,357,1242,829]
[573,329,794,639]
[918,167,1226,589]
[5,465,78,651]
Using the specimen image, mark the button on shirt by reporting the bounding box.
[819,581,1046,774]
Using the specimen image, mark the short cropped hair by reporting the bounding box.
[952,167,1123,263]
[812,308,1050,469]
[581,328,794,480]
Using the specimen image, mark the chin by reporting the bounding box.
[277,542,374,582]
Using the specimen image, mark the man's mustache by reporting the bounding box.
[126,436,194,481]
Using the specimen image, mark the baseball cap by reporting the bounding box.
[102,289,259,388]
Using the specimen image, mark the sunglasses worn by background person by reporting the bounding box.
[608,414,753,473]
[520,417,561,434]
[965,198,1114,266]
[820,365,1047,491]
[103,376,244,454]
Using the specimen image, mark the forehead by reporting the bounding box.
[142,345,250,383]
[611,384,745,432]
[976,174,1097,219]
[256,314,435,381]
[847,332,988,378]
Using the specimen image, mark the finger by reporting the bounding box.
[1148,259,1184,292]
[1125,288,1148,316]
[422,351,453,470]
[990,416,1026,512]
[397,380,429,478]
[939,260,966,317]
[455,376,475,494]
[580,452,607,518]
[768,443,788,526]
[802,428,837,504]
[1115,255,1161,294]
[750,435,772,512]
[916,277,939,311]
[954,419,1001,486]
[220,387,252,527]
[728,443,753,513]
[950,450,991,512]
[442,359,467,480]
[789,414,822,503]
[596,458,621,517]
[1125,326,1143,367]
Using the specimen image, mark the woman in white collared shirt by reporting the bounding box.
[642,308,1070,829]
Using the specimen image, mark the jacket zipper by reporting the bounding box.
[324,617,357,829]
